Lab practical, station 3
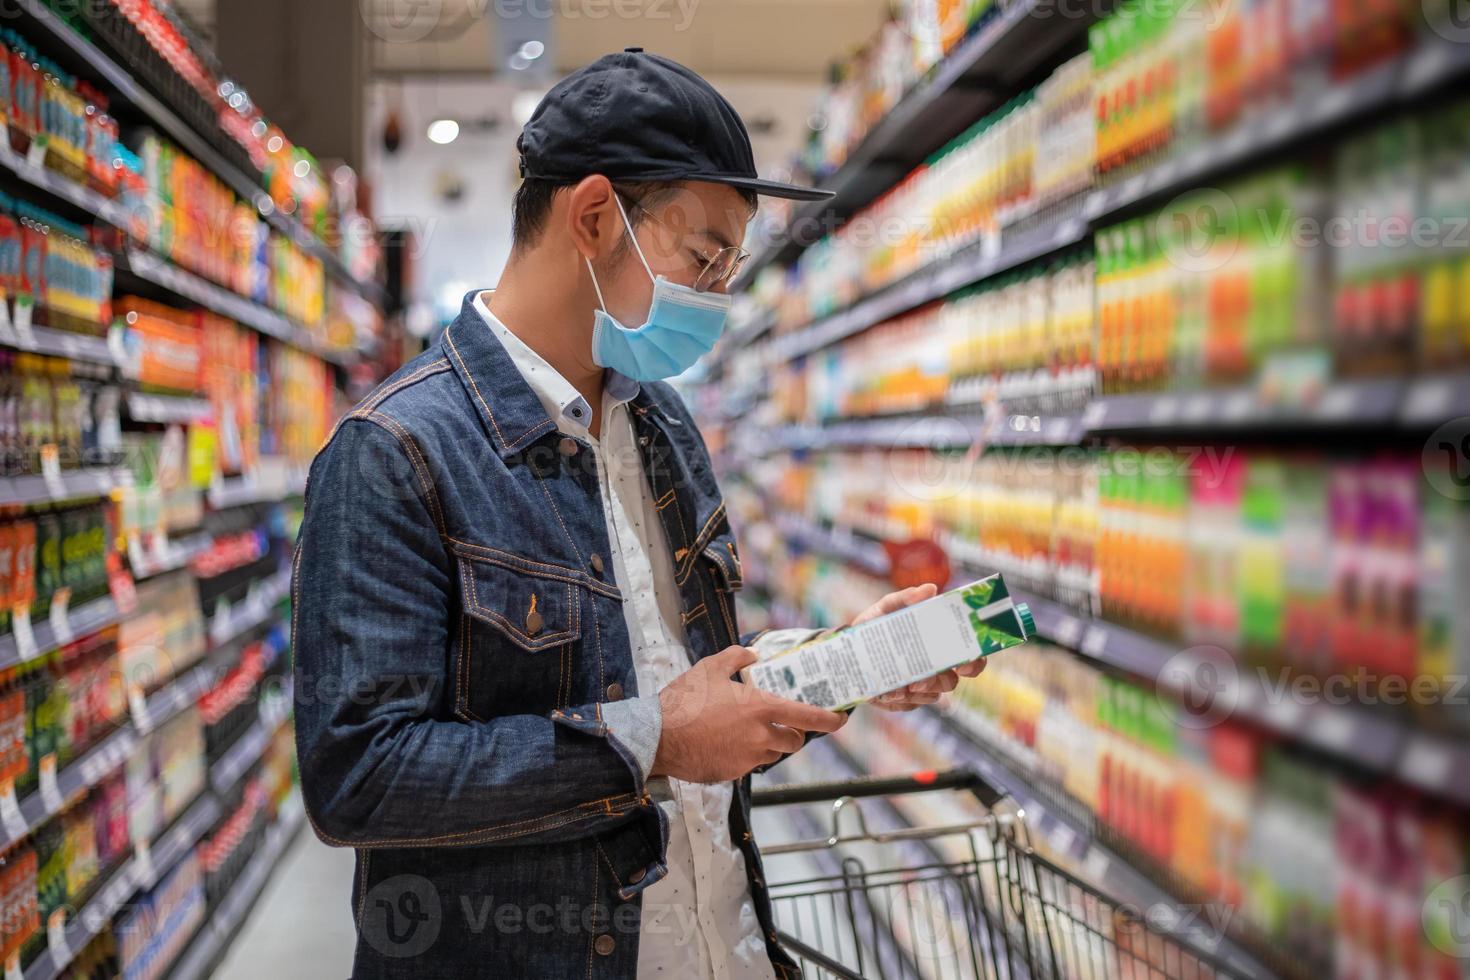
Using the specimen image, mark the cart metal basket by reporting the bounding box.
[751,769,1233,980]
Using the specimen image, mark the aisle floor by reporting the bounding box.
[215,826,358,979]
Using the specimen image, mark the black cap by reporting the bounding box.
[516,47,833,202]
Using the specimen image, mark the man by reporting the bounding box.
[292,48,985,979]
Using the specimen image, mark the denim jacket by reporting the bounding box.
[292,292,806,979]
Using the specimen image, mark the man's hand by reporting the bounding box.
[853,583,989,712]
[651,646,850,783]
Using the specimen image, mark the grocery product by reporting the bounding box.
[742,573,1034,709]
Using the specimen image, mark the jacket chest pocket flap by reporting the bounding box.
[457,555,581,651]
[702,531,744,593]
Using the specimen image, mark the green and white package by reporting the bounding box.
[740,573,1035,711]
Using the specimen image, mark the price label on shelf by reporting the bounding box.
[1403,378,1452,423]
[5,949,22,980]
[0,780,27,841]
[1052,615,1082,650]
[40,444,65,499]
[38,754,62,814]
[12,296,35,350]
[46,907,68,962]
[26,137,48,169]
[48,588,72,646]
[1401,738,1453,791]
[108,562,138,617]
[127,533,148,575]
[211,597,233,645]
[0,290,14,346]
[128,684,152,735]
[11,606,38,662]
[1081,625,1109,659]
[134,836,155,887]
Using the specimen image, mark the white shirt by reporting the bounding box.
[473,292,776,980]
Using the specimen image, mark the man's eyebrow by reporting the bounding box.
[700,227,735,250]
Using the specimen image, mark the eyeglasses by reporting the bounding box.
[617,190,749,293]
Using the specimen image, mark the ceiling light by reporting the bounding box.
[518,40,544,59]
[512,91,544,126]
[427,118,461,145]
[508,52,530,71]
[294,159,311,178]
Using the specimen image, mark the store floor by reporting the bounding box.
[215,828,358,979]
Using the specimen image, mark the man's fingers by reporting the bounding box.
[766,699,849,733]
[955,658,988,678]
[769,723,805,754]
[710,645,759,675]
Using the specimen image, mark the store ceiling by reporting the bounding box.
[175,0,890,83]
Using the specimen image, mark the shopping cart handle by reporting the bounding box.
[751,768,1004,809]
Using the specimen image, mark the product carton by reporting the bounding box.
[741,573,1035,711]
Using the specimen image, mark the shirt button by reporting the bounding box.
[590,553,604,574]
[594,934,615,956]
[606,682,624,701]
[558,437,578,456]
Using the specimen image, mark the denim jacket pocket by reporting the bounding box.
[454,553,584,722]
[702,531,743,593]
[458,554,581,651]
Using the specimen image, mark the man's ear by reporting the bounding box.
[564,175,618,262]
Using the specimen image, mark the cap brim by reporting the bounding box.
[693,174,835,201]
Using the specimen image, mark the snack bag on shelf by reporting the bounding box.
[742,572,1035,710]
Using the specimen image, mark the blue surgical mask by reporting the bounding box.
[586,195,732,381]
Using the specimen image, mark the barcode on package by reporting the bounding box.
[797,680,835,708]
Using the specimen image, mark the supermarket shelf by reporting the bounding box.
[0,594,122,672]
[765,219,1081,364]
[0,321,121,369]
[207,468,308,510]
[0,467,123,507]
[167,792,306,980]
[741,36,1470,368]
[760,412,1084,452]
[765,508,1470,807]
[0,129,357,368]
[24,791,223,980]
[1081,377,1408,432]
[115,247,354,367]
[1401,371,1470,425]
[0,657,220,851]
[915,707,1278,980]
[12,0,381,305]
[126,391,214,425]
[209,714,277,797]
[130,532,214,581]
[736,0,1109,287]
[1000,588,1470,807]
[208,567,292,649]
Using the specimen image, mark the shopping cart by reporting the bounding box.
[751,769,1234,980]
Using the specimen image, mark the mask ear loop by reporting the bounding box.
[584,192,654,313]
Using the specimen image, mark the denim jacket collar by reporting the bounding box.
[441,291,560,458]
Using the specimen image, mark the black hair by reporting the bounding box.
[510,178,757,251]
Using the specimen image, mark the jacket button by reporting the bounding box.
[526,608,543,636]
[590,553,604,574]
[558,437,578,456]
[594,934,615,956]
[629,867,646,884]
[606,682,624,701]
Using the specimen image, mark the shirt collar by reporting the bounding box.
[472,290,640,430]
